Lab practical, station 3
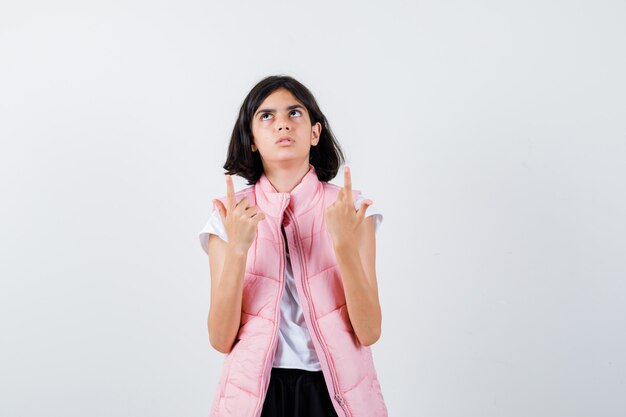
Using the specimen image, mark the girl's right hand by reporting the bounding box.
[212,174,266,255]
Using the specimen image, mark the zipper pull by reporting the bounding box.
[334,393,345,406]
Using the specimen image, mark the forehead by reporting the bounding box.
[258,88,305,108]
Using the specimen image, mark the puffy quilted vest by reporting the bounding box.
[209,164,387,417]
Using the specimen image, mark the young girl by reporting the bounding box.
[199,75,388,417]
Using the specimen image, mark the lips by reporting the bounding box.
[275,136,294,144]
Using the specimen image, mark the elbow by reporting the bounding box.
[209,334,233,354]
[207,313,237,353]
[208,322,234,353]
[357,326,381,347]
[354,311,382,346]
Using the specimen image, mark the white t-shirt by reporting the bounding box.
[198,195,383,370]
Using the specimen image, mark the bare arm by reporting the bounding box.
[206,174,266,353]
[207,234,247,353]
[333,215,382,346]
[325,166,382,346]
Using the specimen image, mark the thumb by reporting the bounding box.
[213,199,227,221]
[356,199,373,224]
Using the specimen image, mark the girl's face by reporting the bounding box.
[250,88,321,168]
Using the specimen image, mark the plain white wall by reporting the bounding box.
[1,1,625,416]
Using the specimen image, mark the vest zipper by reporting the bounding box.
[284,208,351,417]
[253,203,289,417]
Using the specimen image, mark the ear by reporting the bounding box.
[311,122,322,146]
[251,140,257,152]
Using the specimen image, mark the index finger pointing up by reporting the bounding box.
[343,165,352,195]
[225,174,235,212]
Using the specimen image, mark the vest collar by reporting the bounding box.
[255,163,324,218]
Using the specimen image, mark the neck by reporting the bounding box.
[262,160,312,193]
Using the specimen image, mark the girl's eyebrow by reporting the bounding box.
[255,104,305,117]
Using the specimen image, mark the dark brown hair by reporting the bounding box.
[223,75,345,185]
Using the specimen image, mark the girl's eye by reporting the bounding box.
[260,113,272,121]
[290,110,302,117]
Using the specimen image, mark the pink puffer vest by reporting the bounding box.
[210,164,387,417]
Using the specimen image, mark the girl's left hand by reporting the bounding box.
[325,166,373,248]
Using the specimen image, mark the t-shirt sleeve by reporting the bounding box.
[354,194,383,234]
[198,208,228,255]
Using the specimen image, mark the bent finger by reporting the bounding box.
[235,195,249,210]
[252,211,266,223]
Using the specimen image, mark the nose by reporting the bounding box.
[275,114,291,131]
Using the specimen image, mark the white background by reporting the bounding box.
[1,1,625,416]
